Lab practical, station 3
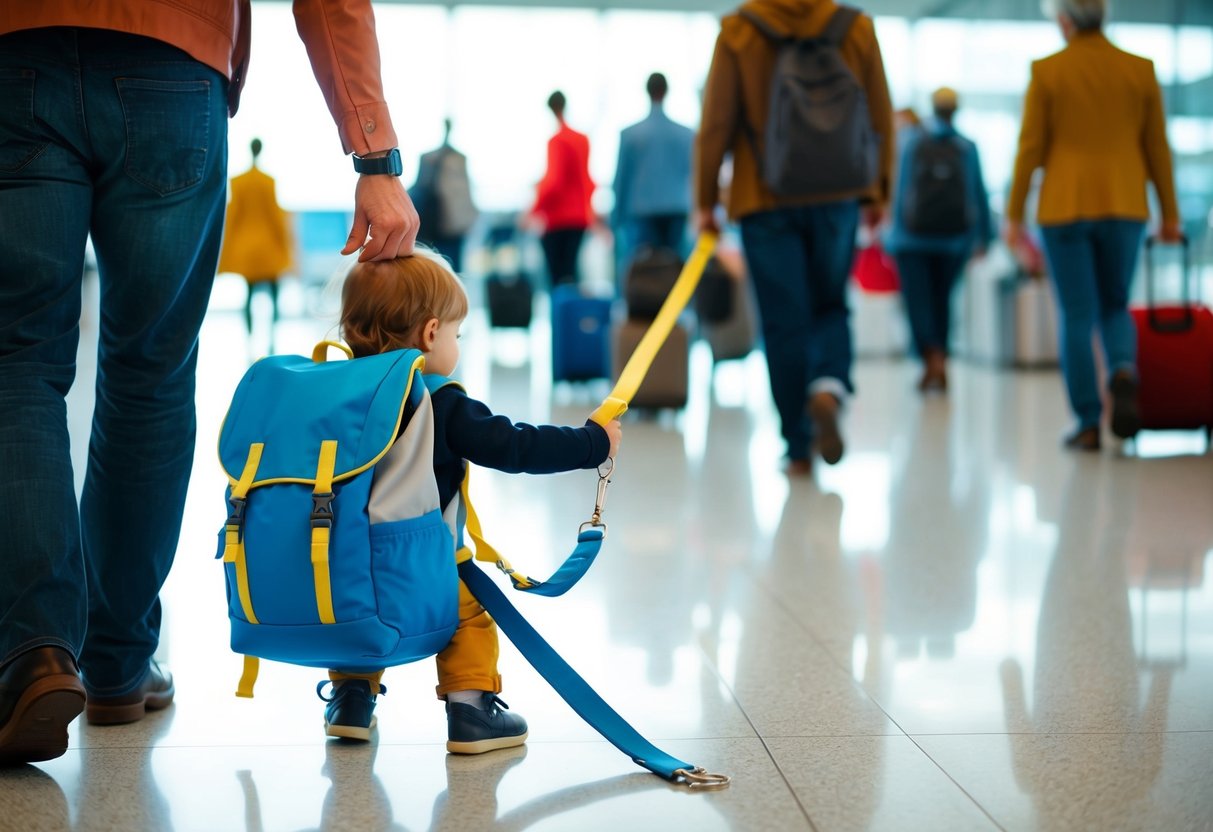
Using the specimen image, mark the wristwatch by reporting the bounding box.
[352,148,402,176]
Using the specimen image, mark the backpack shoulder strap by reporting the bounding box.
[820,4,862,45]
[738,8,787,43]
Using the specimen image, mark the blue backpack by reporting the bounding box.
[218,343,465,688]
[216,341,728,788]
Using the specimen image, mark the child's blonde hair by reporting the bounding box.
[340,249,469,358]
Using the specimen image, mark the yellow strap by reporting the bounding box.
[235,655,259,698]
[590,232,718,426]
[224,444,264,625]
[459,467,535,588]
[312,340,353,363]
[311,440,338,624]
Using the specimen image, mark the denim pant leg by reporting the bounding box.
[74,31,229,693]
[933,250,968,355]
[1041,222,1104,429]
[1089,220,1144,377]
[0,31,94,665]
[895,252,935,357]
[741,202,857,460]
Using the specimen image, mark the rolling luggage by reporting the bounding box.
[1130,236,1213,436]
[611,317,690,410]
[702,250,758,363]
[624,246,682,320]
[551,284,611,382]
[483,225,534,329]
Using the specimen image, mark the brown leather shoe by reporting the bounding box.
[784,457,812,477]
[0,646,86,765]
[85,661,174,725]
[807,392,845,465]
[1063,426,1101,451]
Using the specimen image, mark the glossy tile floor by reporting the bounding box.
[2,274,1212,832]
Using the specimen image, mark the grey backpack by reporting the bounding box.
[741,5,878,197]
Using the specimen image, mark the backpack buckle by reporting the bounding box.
[311,492,335,528]
[226,496,247,527]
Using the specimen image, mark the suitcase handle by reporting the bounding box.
[1144,235,1194,333]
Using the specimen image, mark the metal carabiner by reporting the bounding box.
[672,767,731,790]
[580,458,615,535]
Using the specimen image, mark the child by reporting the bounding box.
[320,249,622,753]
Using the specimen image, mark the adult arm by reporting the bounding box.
[532,136,566,220]
[612,133,631,228]
[292,0,417,259]
[860,17,895,218]
[968,140,994,251]
[439,390,611,474]
[694,32,741,232]
[1006,64,1047,225]
[1141,63,1181,239]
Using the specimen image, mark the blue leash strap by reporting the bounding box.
[509,527,603,597]
[458,559,730,789]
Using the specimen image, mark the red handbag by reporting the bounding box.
[852,243,900,293]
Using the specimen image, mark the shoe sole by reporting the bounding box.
[1109,375,1141,439]
[0,674,86,765]
[325,715,376,742]
[808,397,844,465]
[446,730,528,755]
[86,686,175,726]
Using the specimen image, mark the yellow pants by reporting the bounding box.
[329,578,500,699]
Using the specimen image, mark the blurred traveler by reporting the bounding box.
[612,72,695,260]
[411,118,479,273]
[0,0,415,766]
[219,137,294,353]
[530,91,595,288]
[1005,0,1181,451]
[695,0,894,475]
[886,87,993,392]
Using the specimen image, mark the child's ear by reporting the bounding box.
[421,317,440,350]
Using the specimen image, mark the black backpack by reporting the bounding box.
[903,134,969,236]
[741,5,877,197]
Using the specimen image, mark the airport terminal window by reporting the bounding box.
[231,3,1211,249]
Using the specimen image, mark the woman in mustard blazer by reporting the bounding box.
[1005,0,1181,451]
[219,138,294,351]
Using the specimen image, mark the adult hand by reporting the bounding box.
[342,174,418,262]
[695,207,720,236]
[1002,219,1026,251]
[861,203,885,230]
[603,419,622,459]
[1158,219,1183,244]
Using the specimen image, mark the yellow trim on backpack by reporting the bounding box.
[312,340,354,363]
[311,440,338,625]
[216,351,426,489]
[224,443,264,625]
[591,232,718,427]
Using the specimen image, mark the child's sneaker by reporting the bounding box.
[316,679,385,741]
[446,693,528,754]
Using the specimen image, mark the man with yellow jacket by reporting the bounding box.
[695,0,894,476]
[1005,0,1182,451]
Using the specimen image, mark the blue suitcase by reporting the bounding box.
[551,285,611,382]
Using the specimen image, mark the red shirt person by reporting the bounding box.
[531,91,595,287]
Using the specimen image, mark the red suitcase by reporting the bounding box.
[1130,237,1213,438]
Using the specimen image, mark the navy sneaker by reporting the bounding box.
[317,679,385,741]
[446,693,528,755]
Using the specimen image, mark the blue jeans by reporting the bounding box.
[1039,220,1144,430]
[0,28,228,694]
[894,249,968,356]
[740,202,860,461]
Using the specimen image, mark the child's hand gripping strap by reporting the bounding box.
[590,232,719,427]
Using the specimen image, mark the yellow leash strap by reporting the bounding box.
[458,467,536,589]
[235,655,259,699]
[590,231,718,426]
[310,440,339,625]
